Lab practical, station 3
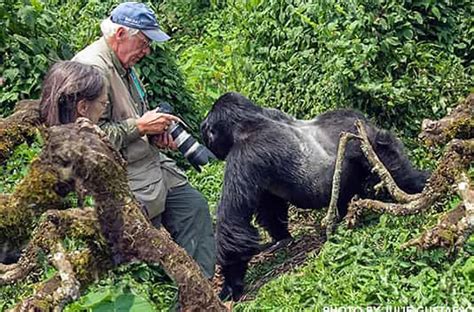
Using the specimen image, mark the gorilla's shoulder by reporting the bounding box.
[261,107,295,122]
[214,92,262,112]
[314,108,368,124]
[318,108,366,120]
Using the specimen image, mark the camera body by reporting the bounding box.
[156,101,216,172]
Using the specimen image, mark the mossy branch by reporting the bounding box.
[420,93,473,146]
[0,100,42,165]
[42,119,226,311]
[339,93,474,251]
[0,101,226,310]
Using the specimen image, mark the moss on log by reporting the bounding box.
[0,115,226,311]
[0,100,42,165]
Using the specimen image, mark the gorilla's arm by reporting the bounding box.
[217,151,263,259]
[216,150,266,300]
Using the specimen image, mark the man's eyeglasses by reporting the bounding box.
[137,32,151,50]
[98,100,108,108]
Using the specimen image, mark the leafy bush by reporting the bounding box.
[65,263,176,312]
[0,139,42,193]
[186,162,224,216]
[0,0,73,116]
[237,211,474,310]
[163,0,472,136]
[157,1,250,119]
[238,0,472,134]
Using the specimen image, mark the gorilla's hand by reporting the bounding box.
[219,279,243,301]
[220,262,247,301]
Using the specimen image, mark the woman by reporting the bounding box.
[40,61,107,126]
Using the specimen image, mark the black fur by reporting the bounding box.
[201,92,429,301]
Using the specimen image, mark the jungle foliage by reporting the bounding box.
[166,0,473,135]
[0,0,473,310]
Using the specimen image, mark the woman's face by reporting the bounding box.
[77,88,108,124]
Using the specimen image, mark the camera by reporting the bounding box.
[156,101,216,172]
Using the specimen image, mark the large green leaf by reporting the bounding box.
[81,289,112,308]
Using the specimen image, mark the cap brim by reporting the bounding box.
[142,29,170,42]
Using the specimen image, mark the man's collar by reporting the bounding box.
[102,37,129,77]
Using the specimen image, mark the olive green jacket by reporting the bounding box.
[73,37,187,217]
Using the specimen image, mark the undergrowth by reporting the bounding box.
[1,0,473,310]
[237,211,474,310]
[65,263,176,312]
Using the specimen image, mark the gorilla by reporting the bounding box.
[200,92,429,301]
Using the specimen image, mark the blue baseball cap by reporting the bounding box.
[110,2,170,42]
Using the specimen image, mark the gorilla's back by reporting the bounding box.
[269,109,370,209]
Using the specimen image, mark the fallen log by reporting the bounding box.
[0,100,226,311]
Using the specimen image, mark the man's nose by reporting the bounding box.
[144,46,151,56]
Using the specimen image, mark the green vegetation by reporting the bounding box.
[65,263,176,312]
[238,213,474,310]
[164,0,473,135]
[0,140,42,193]
[187,162,225,215]
[1,0,472,310]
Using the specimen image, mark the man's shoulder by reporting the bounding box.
[72,38,113,72]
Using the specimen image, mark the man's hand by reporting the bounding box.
[136,110,181,135]
[151,133,178,150]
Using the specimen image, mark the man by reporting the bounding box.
[73,2,215,279]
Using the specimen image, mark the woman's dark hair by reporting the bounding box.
[40,61,105,126]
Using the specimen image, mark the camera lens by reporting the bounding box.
[156,101,216,171]
[168,122,216,172]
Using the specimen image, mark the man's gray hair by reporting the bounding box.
[100,18,140,38]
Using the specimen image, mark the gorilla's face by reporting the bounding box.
[200,117,234,160]
[201,92,261,160]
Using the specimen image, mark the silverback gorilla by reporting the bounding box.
[200,92,429,301]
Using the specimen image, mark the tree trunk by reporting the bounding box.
[0,101,227,311]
